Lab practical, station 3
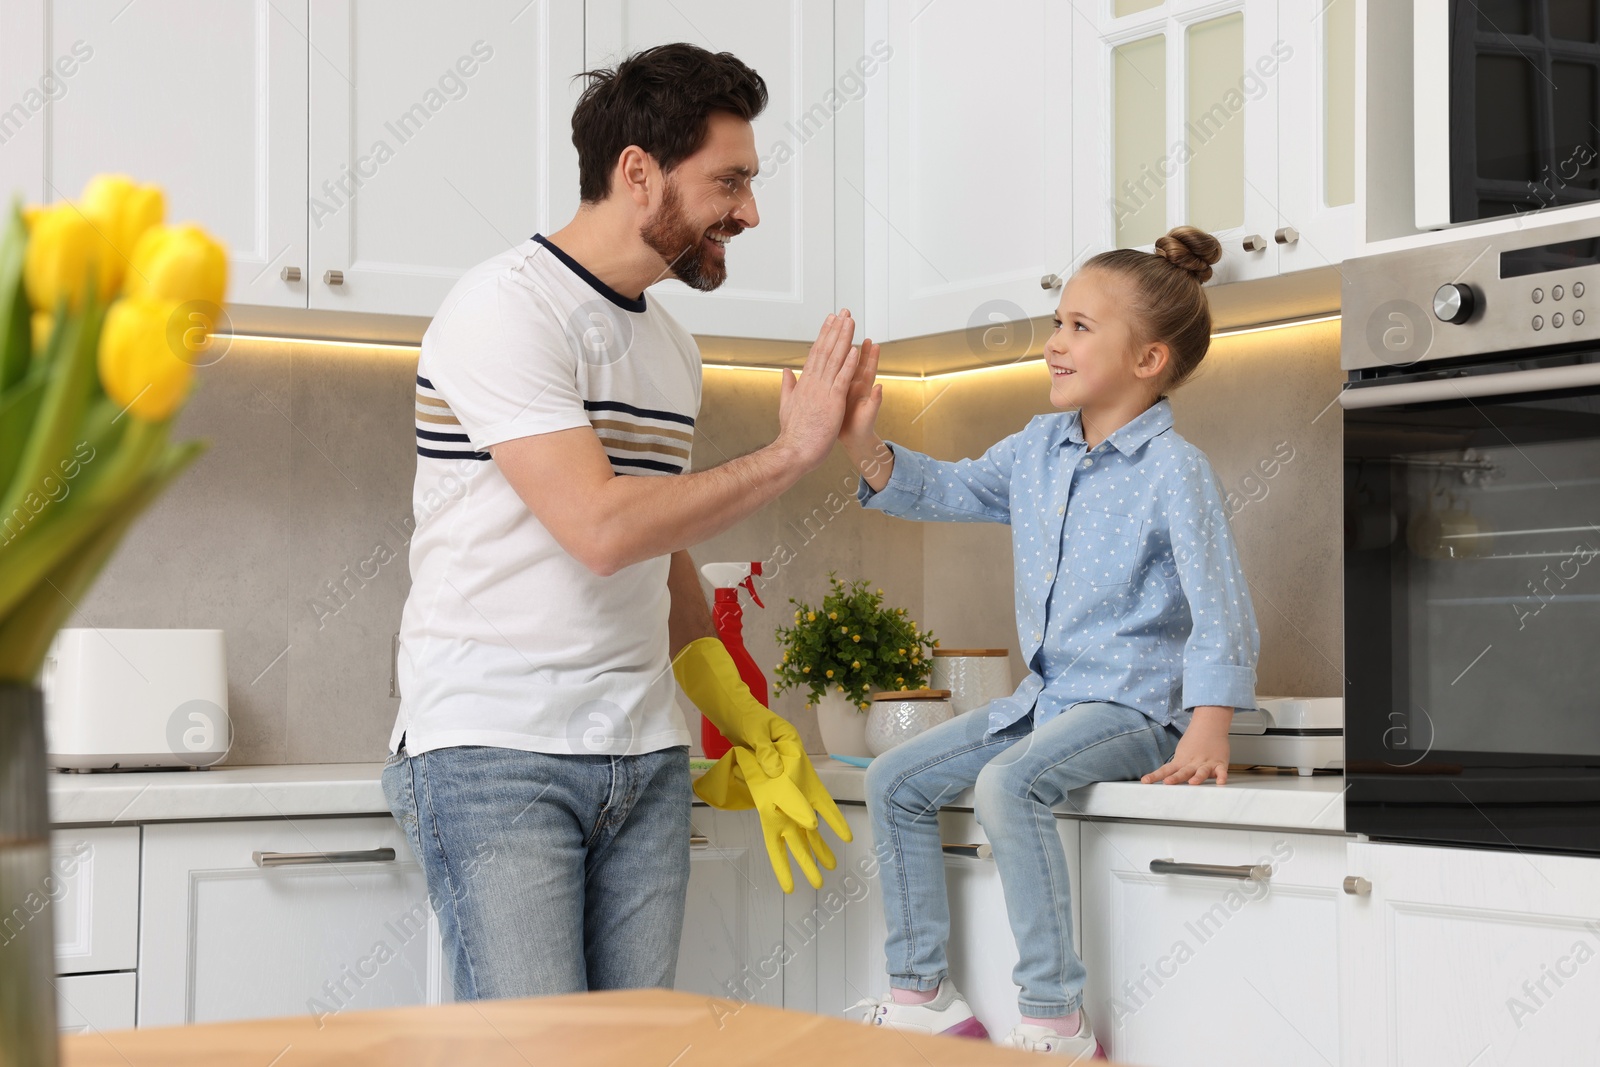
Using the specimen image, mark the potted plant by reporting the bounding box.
[773,574,936,758]
[1,176,222,1065]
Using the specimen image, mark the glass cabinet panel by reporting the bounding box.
[1324,0,1357,208]
[1114,0,1163,14]
[1114,34,1167,246]
[1185,12,1245,232]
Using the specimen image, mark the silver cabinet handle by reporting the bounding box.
[1150,858,1271,881]
[1241,234,1268,253]
[1040,273,1062,290]
[1343,875,1371,896]
[323,269,344,286]
[941,842,993,860]
[253,847,395,867]
[690,833,710,850]
[280,266,302,282]
[1274,226,1299,246]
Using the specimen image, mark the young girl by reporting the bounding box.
[840,227,1259,1059]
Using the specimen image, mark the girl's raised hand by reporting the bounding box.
[839,336,882,447]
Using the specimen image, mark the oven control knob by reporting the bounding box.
[1433,282,1476,324]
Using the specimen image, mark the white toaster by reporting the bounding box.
[42,628,230,771]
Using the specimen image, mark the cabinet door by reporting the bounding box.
[1081,821,1344,1066]
[1342,840,1600,1065]
[585,0,837,342]
[306,0,584,316]
[1073,0,1280,283]
[137,816,448,1027]
[829,803,888,1018]
[55,972,136,1036]
[45,0,309,309]
[677,806,786,1007]
[1275,0,1361,272]
[51,826,140,976]
[866,0,1072,342]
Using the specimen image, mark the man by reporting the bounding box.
[383,43,859,1000]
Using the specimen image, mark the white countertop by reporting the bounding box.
[48,763,389,826]
[49,758,1346,833]
[813,761,1347,833]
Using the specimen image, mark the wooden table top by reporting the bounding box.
[61,988,1093,1065]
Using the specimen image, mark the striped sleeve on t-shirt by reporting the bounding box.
[585,399,694,476]
[414,374,490,462]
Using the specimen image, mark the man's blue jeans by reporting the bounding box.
[382,740,692,1000]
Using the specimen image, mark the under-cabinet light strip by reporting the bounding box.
[218,311,1341,382]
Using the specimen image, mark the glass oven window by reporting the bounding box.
[1347,386,1600,760]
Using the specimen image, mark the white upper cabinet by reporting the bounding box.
[584,0,836,342]
[864,0,1072,343]
[44,0,309,308]
[1274,0,1361,272]
[307,0,583,316]
[1074,0,1283,284]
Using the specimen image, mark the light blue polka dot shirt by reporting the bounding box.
[858,398,1259,736]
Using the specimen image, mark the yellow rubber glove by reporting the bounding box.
[694,746,838,893]
[773,730,853,849]
[673,637,795,781]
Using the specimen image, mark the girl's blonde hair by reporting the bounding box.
[1082,225,1222,390]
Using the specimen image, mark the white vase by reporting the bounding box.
[814,690,872,758]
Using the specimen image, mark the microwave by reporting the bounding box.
[1414,0,1600,229]
[1340,210,1600,856]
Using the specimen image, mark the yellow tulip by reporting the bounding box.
[31,311,53,353]
[24,202,119,311]
[98,296,192,421]
[21,204,45,232]
[125,223,227,307]
[81,174,165,288]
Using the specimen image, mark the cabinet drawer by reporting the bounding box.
[138,816,447,1027]
[52,826,140,975]
[55,972,136,1035]
[1082,822,1345,1066]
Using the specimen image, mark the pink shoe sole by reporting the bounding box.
[940,1015,991,1040]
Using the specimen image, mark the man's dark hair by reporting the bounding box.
[571,43,768,203]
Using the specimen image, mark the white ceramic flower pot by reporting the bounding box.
[814,689,872,758]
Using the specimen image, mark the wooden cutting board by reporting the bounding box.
[60,988,1098,1065]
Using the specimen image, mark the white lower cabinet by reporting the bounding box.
[819,803,1080,1038]
[676,806,786,1008]
[1081,822,1345,1066]
[1341,840,1600,1066]
[137,816,448,1027]
[51,826,140,976]
[55,973,137,1036]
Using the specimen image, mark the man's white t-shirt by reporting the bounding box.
[391,235,701,757]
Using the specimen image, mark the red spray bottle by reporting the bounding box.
[699,561,768,760]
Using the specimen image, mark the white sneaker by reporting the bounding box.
[848,980,990,1039]
[1001,1015,1105,1060]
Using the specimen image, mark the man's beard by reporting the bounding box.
[641,179,731,293]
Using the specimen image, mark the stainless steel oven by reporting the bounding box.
[1341,210,1600,855]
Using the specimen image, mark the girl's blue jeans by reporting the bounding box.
[865,701,1182,1017]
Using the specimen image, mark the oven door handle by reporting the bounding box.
[1340,362,1600,409]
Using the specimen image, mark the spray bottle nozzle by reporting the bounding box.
[700,561,765,610]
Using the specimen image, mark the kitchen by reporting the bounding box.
[1,0,1598,1064]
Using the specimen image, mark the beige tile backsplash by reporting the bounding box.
[73,320,1343,765]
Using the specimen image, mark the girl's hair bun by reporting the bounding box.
[1154,226,1222,284]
